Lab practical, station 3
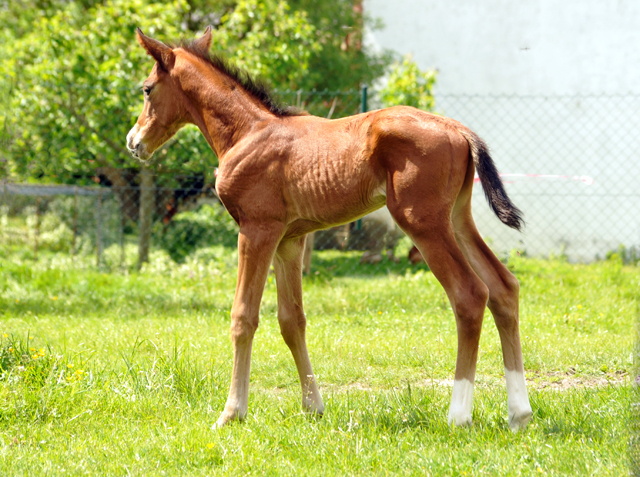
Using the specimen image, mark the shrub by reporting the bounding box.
[154,204,239,262]
[606,244,640,265]
[379,54,437,111]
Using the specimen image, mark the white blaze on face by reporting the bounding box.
[126,123,152,159]
[126,124,140,152]
[448,378,474,426]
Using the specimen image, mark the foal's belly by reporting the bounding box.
[283,177,387,238]
[281,118,388,234]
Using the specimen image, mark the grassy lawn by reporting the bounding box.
[0,247,637,475]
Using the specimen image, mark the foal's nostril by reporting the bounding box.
[126,139,139,156]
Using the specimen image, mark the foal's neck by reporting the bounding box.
[177,52,274,160]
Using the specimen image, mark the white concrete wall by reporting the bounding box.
[365,0,640,260]
[365,0,640,95]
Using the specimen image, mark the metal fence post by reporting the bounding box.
[296,89,303,109]
[360,84,368,114]
[72,186,78,256]
[119,199,125,270]
[96,188,103,268]
[137,167,155,270]
[1,180,6,244]
[34,198,40,261]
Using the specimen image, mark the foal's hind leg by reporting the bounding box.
[273,237,324,415]
[452,202,533,430]
[389,204,489,427]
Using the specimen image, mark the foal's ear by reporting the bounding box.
[136,28,175,71]
[192,25,213,52]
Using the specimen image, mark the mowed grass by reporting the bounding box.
[0,247,637,476]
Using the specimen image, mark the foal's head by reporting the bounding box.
[126,27,212,161]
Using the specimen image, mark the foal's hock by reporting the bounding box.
[127,27,533,431]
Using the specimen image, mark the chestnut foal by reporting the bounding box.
[127,28,533,431]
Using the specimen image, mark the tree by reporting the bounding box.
[0,0,325,181]
[379,54,437,111]
[287,0,391,92]
[210,0,321,89]
[0,0,393,181]
[0,0,325,265]
[0,0,393,265]
[1,0,193,265]
[1,1,182,179]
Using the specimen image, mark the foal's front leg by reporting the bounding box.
[215,223,283,428]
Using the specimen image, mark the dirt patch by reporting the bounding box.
[316,371,629,394]
[525,370,629,391]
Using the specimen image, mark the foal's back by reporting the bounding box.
[247,106,471,236]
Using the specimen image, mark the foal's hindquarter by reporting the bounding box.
[215,108,532,430]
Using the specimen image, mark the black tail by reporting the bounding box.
[461,130,524,231]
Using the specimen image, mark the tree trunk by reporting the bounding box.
[137,167,155,270]
[96,167,139,222]
[96,189,103,268]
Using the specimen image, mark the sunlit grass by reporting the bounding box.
[0,248,636,475]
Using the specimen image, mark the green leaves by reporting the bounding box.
[0,0,390,181]
[379,55,437,111]
[212,0,321,89]
[287,0,391,91]
[0,0,199,179]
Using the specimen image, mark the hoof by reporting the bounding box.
[301,385,324,417]
[302,402,325,417]
[214,408,244,429]
[509,408,533,432]
[448,412,473,428]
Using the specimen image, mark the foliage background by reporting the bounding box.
[0,0,397,182]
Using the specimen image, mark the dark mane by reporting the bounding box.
[175,40,304,117]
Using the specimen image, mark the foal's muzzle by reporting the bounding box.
[126,124,150,160]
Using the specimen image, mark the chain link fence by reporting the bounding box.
[438,94,640,263]
[1,92,639,273]
[0,175,412,273]
[633,326,640,476]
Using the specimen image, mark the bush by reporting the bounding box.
[379,54,437,111]
[606,244,640,265]
[47,194,122,251]
[154,204,239,262]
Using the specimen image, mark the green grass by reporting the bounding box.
[0,247,637,475]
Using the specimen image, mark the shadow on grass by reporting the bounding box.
[0,247,432,317]
[308,250,430,281]
[531,385,629,440]
[274,384,449,433]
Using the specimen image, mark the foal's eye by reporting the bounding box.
[143,86,152,96]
